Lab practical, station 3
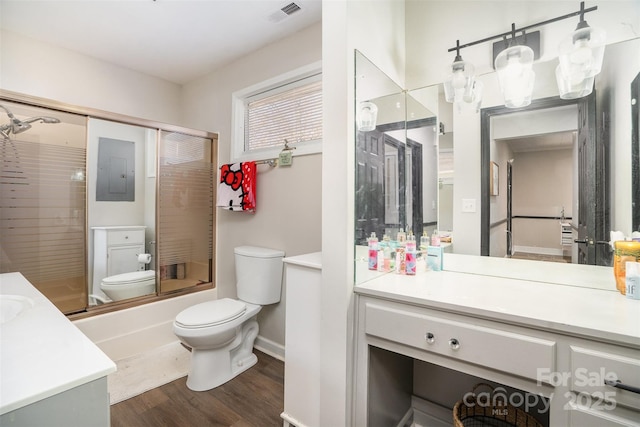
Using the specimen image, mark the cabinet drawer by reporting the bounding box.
[569,404,640,427]
[570,346,640,410]
[364,302,556,381]
[107,229,145,246]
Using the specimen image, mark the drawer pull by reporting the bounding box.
[449,338,460,350]
[604,379,640,395]
[425,332,435,344]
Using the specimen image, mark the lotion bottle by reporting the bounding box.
[368,232,378,271]
[405,234,417,275]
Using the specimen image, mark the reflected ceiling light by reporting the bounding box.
[357,101,378,131]
[495,38,536,108]
[556,1,605,99]
[444,40,482,112]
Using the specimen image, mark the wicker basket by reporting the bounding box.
[453,383,543,427]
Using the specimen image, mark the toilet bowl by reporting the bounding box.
[173,246,284,391]
[100,270,156,301]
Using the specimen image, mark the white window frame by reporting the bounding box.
[231,61,322,163]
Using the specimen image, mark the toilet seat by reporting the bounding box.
[101,270,155,286]
[175,298,247,329]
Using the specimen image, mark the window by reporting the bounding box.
[232,62,322,162]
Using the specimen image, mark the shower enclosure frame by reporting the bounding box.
[0,89,218,318]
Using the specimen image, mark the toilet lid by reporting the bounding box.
[102,270,155,285]
[175,298,246,329]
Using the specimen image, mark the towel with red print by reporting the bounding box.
[216,162,257,212]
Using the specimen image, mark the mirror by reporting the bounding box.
[355,37,640,285]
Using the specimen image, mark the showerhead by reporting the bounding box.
[0,104,60,138]
[22,116,61,125]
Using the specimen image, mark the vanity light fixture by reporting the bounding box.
[446,2,601,109]
[443,40,482,112]
[357,101,378,131]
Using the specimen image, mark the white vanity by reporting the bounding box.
[281,252,322,427]
[0,272,116,426]
[354,255,640,426]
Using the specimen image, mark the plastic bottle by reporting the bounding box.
[368,232,378,271]
[376,237,385,272]
[420,231,430,252]
[383,235,392,272]
[397,228,407,246]
[431,229,441,247]
[405,234,417,275]
[626,261,640,299]
[613,240,640,294]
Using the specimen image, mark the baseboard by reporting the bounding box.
[254,335,285,361]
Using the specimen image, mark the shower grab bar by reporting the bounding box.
[512,215,573,220]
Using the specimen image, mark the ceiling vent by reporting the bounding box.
[268,2,302,23]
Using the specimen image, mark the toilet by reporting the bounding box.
[173,246,285,391]
[99,270,156,301]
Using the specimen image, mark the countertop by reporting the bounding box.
[283,252,322,270]
[0,272,116,415]
[354,255,640,347]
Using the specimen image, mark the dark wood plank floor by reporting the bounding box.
[110,350,284,427]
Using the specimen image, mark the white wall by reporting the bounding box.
[0,30,182,125]
[322,1,406,425]
[181,23,323,355]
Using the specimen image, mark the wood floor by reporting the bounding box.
[110,350,285,427]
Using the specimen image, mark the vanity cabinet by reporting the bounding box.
[92,226,146,287]
[354,274,640,427]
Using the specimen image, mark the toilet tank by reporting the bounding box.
[234,246,285,305]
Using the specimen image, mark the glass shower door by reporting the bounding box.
[0,102,88,314]
[157,130,214,293]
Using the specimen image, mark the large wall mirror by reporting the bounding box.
[355,36,639,284]
[0,97,216,315]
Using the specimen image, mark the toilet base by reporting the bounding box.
[185,319,259,391]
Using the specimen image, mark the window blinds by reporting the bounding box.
[246,79,322,150]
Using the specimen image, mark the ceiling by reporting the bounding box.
[0,0,322,85]
[502,131,576,153]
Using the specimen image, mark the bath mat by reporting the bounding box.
[108,341,191,404]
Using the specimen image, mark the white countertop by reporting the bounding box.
[283,252,322,270]
[0,272,116,415]
[355,256,640,347]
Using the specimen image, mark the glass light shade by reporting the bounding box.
[357,101,378,131]
[558,26,606,82]
[455,80,484,114]
[495,45,536,108]
[555,64,594,99]
[444,59,476,103]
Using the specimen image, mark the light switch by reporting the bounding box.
[462,198,476,213]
